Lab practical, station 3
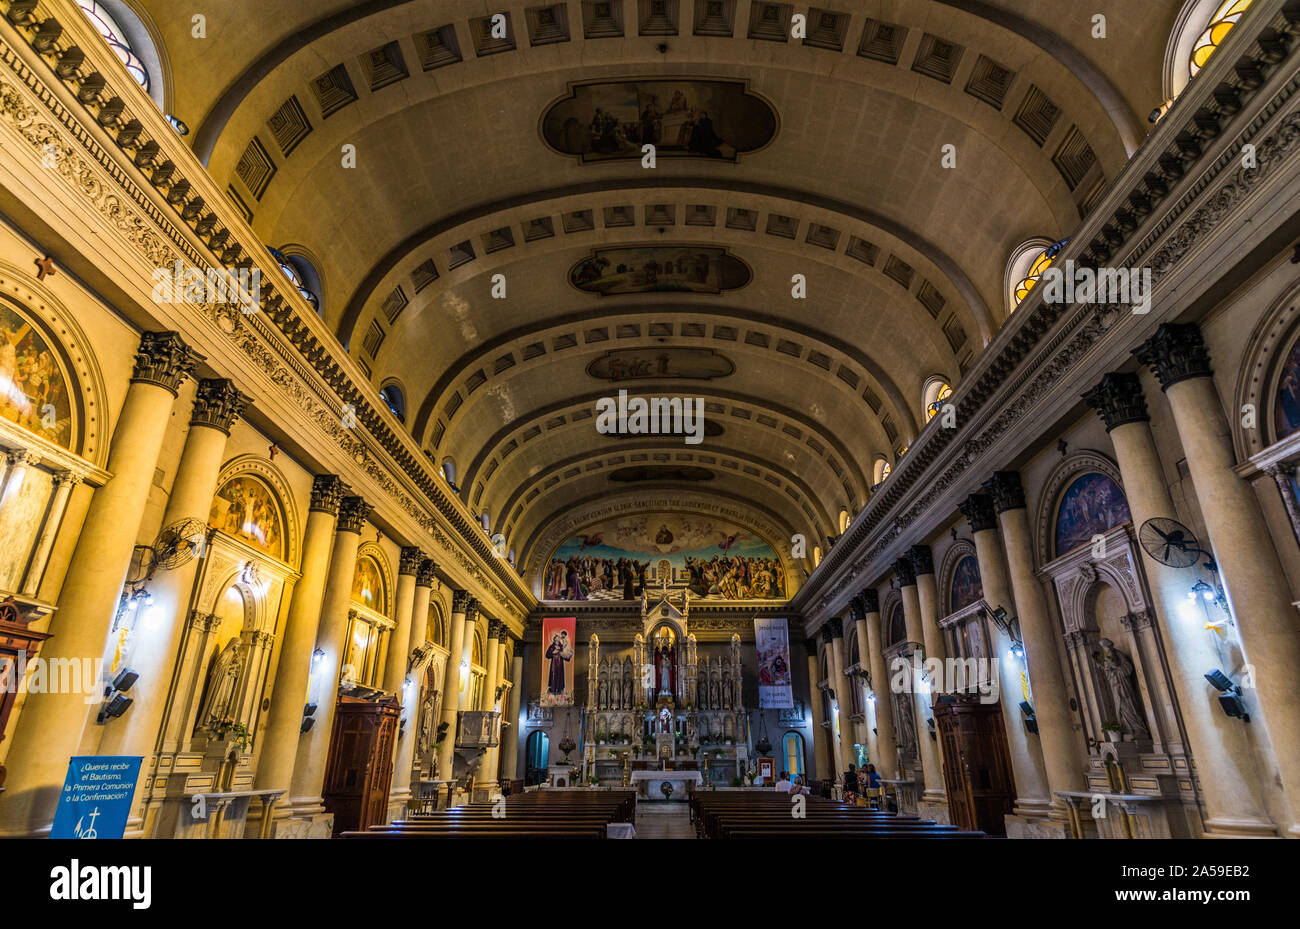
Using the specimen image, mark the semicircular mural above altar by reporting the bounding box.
[570,246,751,296]
[542,513,787,602]
[542,78,777,163]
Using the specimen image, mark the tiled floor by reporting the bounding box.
[633,802,696,839]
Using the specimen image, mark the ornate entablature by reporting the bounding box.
[794,2,1300,628]
[0,3,531,623]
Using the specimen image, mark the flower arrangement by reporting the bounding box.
[212,716,251,751]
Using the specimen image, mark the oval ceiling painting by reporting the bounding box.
[571,246,750,296]
[542,78,777,163]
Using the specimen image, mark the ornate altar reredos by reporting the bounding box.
[584,585,747,783]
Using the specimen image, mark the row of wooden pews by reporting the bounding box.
[339,790,636,840]
[690,792,987,839]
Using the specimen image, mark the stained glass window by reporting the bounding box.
[76,2,149,92]
[925,383,953,421]
[1190,0,1253,79]
[379,384,405,422]
[1013,238,1069,307]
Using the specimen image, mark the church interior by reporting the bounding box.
[2,0,1300,848]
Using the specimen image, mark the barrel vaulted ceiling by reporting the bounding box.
[137,0,1185,579]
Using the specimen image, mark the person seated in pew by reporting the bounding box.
[789,776,809,796]
[863,763,881,789]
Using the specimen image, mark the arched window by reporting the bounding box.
[1007,238,1069,310]
[480,511,491,533]
[923,377,953,422]
[838,509,850,533]
[1159,0,1255,118]
[76,1,167,102]
[812,545,822,568]
[508,548,517,567]
[269,248,321,313]
[379,383,405,422]
[441,457,459,493]
[783,731,805,778]
[872,458,891,487]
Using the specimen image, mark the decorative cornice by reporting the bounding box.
[906,544,934,576]
[417,558,438,587]
[985,471,1027,514]
[958,493,998,533]
[337,496,371,534]
[399,546,424,576]
[860,588,880,614]
[190,378,250,434]
[1133,322,1213,391]
[892,557,916,587]
[1082,372,1150,432]
[131,331,200,396]
[309,474,346,515]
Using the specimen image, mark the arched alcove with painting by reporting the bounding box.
[1036,453,1201,838]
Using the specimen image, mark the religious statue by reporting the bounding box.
[622,675,633,709]
[657,644,673,694]
[598,677,609,710]
[1094,638,1149,738]
[195,637,243,735]
[417,689,439,755]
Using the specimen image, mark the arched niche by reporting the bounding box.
[207,456,301,567]
[1234,276,1300,459]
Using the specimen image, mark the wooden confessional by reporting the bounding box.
[322,696,400,835]
[933,697,1016,836]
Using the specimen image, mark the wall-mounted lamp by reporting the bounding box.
[1009,642,1024,659]
[1019,700,1038,735]
[1205,669,1250,722]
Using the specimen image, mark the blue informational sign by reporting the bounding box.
[49,756,143,839]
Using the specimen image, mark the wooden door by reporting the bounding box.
[934,698,1016,836]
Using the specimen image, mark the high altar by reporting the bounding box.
[583,583,748,790]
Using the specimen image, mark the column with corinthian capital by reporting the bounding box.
[895,556,948,813]
[0,332,199,836]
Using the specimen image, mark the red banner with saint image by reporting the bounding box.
[540,616,576,707]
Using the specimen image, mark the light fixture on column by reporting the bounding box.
[1009,641,1024,659]
[1019,700,1038,734]
[1205,669,1250,722]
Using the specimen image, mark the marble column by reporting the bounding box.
[803,637,831,781]
[959,492,1051,817]
[382,548,422,697]
[99,380,249,772]
[436,591,470,791]
[1085,371,1274,835]
[255,475,344,805]
[501,653,525,781]
[860,589,899,779]
[1135,324,1300,835]
[824,620,857,779]
[387,553,432,817]
[458,599,479,711]
[477,619,502,791]
[896,557,947,806]
[986,471,1086,814]
[287,495,371,817]
[0,332,198,836]
[909,545,949,677]
[20,469,80,598]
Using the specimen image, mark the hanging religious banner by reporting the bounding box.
[540,616,576,707]
[755,617,793,708]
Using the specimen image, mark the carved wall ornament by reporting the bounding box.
[1081,371,1150,433]
[131,331,201,396]
[308,474,346,516]
[190,378,250,434]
